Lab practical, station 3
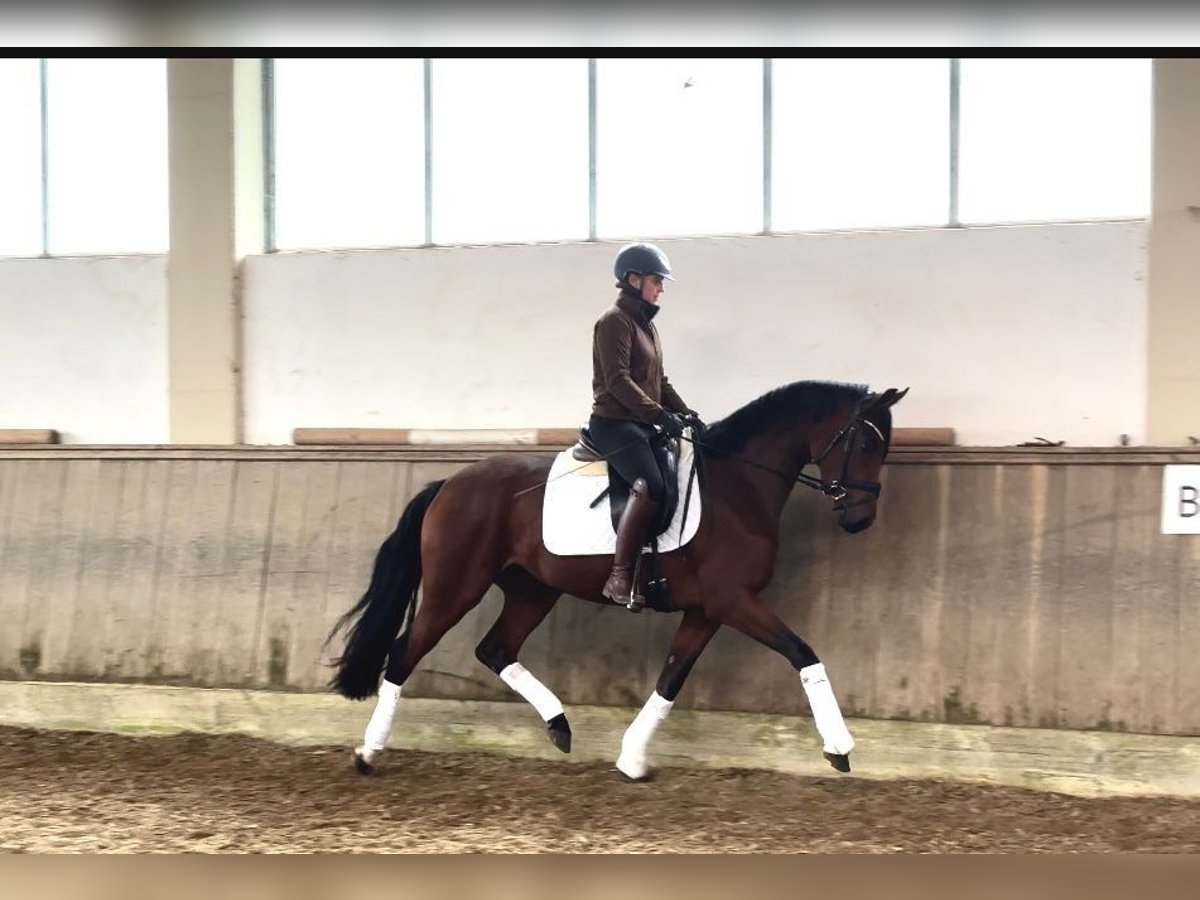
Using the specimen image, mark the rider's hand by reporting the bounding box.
[654,408,686,438]
[682,410,707,434]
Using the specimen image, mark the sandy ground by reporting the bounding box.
[3,725,1200,853]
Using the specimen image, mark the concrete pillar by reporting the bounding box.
[1146,58,1200,446]
[166,58,264,444]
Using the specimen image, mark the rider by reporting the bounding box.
[589,242,703,608]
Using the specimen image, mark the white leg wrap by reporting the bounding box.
[360,679,403,761]
[800,663,855,755]
[499,663,564,722]
[616,691,674,780]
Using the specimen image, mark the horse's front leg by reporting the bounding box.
[617,608,720,781]
[720,592,855,772]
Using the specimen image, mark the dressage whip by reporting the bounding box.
[511,435,647,498]
[511,425,707,500]
[513,429,703,553]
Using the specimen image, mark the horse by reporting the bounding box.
[326,380,908,780]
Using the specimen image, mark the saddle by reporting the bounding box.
[569,424,686,612]
[571,424,681,538]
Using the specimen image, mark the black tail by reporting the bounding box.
[326,479,445,700]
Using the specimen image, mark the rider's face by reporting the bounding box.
[629,273,666,305]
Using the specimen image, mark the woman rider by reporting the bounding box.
[589,242,702,608]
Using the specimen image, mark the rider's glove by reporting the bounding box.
[654,408,687,438]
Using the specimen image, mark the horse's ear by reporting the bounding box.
[863,387,909,412]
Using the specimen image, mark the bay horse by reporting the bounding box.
[327,380,907,780]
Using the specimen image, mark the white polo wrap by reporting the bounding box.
[616,691,674,780]
[499,663,564,722]
[363,679,403,753]
[800,663,855,755]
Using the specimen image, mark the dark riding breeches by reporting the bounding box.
[587,415,667,502]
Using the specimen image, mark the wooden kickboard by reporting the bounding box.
[293,426,956,447]
[0,430,60,445]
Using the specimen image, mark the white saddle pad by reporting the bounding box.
[542,435,702,556]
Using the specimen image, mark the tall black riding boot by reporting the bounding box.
[602,478,661,610]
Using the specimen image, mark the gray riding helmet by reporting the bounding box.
[613,242,675,282]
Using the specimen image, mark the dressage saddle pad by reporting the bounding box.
[541,436,702,556]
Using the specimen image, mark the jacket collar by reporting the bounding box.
[617,288,661,324]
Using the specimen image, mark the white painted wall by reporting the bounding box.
[0,256,168,443]
[0,223,1145,446]
[243,221,1148,446]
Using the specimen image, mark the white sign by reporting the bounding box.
[1162,465,1200,534]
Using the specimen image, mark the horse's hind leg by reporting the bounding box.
[474,568,565,751]
[356,548,502,774]
[720,592,854,773]
[616,608,719,781]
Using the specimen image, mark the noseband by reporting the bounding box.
[796,413,885,504]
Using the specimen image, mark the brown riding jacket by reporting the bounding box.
[591,289,691,424]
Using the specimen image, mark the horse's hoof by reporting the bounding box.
[616,756,655,782]
[617,767,656,784]
[824,751,851,773]
[353,749,374,776]
[547,714,572,754]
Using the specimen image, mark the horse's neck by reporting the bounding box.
[719,426,809,520]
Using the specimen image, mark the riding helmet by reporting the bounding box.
[613,242,674,282]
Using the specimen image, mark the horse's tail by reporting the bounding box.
[326,479,446,700]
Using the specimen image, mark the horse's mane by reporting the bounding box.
[702,380,881,455]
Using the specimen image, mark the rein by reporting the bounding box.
[683,413,885,504]
[517,407,884,510]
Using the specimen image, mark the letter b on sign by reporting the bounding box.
[1162,466,1200,534]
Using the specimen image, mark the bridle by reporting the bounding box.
[686,403,885,506]
[797,410,885,504]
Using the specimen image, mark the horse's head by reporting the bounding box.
[808,387,908,534]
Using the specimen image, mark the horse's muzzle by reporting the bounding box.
[842,517,872,534]
[834,493,876,534]
[838,507,875,534]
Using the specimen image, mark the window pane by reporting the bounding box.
[45,58,168,254]
[430,58,588,245]
[596,58,762,239]
[773,58,949,231]
[274,58,425,250]
[0,58,42,256]
[959,58,1150,223]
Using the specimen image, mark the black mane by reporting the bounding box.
[702,381,873,455]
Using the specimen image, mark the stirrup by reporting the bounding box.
[603,580,644,613]
[617,556,646,613]
[619,590,645,614]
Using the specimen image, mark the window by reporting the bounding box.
[595,58,762,238]
[45,57,167,254]
[264,56,1153,250]
[430,58,588,245]
[772,58,950,231]
[273,58,426,250]
[958,58,1150,223]
[0,58,41,257]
